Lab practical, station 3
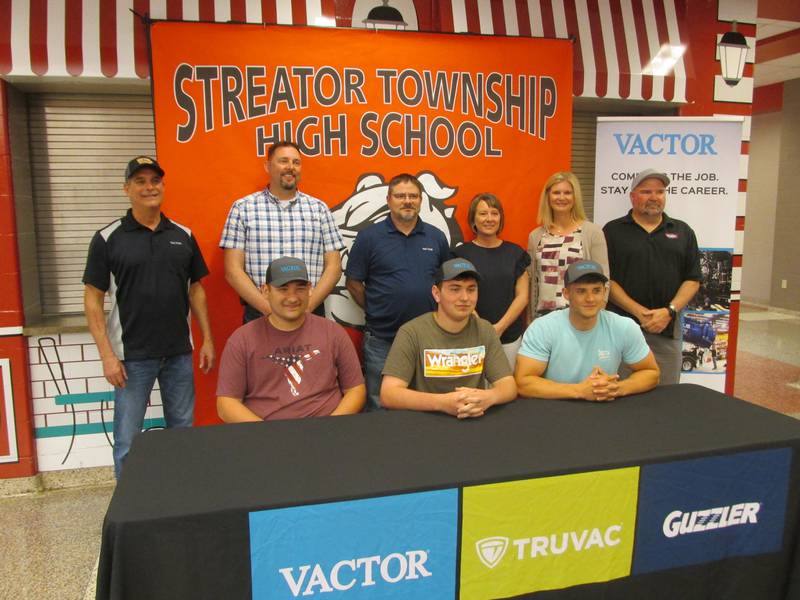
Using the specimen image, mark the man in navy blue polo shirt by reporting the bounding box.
[83,156,215,478]
[345,173,450,410]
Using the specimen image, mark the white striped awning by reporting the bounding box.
[0,0,688,102]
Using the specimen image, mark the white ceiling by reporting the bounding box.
[754,18,800,87]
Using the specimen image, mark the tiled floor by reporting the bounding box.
[734,304,800,416]
[1,302,799,599]
[0,484,113,600]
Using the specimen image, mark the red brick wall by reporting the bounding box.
[0,80,36,478]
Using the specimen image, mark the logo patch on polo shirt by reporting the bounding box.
[424,346,485,377]
[665,233,678,239]
[169,240,184,245]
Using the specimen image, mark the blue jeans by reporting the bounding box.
[363,332,393,412]
[113,352,195,478]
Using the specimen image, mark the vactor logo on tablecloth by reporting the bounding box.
[277,551,432,596]
[633,448,791,574]
[460,468,639,600]
[249,489,458,599]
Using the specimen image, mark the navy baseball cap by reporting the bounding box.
[265,257,311,287]
[125,156,165,180]
[564,260,608,285]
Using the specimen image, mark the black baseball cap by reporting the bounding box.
[125,156,165,180]
[564,260,608,285]
[265,257,311,287]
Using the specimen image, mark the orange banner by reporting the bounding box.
[150,22,572,424]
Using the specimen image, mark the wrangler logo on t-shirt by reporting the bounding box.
[424,346,486,377]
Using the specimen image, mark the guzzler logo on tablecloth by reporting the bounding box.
[662,502,760,538]
[633,448,791,574]
[249,489,458,599]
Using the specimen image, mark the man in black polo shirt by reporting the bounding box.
[83,156,215,478]
[603,168,701,385]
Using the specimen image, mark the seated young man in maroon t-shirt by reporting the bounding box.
[216,257,365,422]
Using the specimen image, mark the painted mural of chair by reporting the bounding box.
[38,337,115,465]
[37,337,168,465]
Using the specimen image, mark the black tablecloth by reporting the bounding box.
[97,384,800,599]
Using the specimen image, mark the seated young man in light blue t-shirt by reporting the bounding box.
[515,260,659,401]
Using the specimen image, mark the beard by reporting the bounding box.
[279,172,298,191]
[396,206,419,222]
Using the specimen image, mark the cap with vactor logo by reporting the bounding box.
[266,257,311,287]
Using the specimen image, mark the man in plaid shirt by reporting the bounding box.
[220,141,345,322]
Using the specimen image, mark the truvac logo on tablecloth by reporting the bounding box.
[633,448,791,575]
[508,524,623,560]
[460,468,639,600]
[249,489,458,599]
[476,525,623,570]
[475,537,509,568]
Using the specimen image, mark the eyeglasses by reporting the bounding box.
[391,193,421,200]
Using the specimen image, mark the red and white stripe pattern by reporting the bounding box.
[440,0,687,102]
[722,111,751,305]
[1,0,687,101]
[267,348,321,397]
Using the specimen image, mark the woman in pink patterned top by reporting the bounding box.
[527,172,609,318]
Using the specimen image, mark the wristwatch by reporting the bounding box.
[667,304,677,319]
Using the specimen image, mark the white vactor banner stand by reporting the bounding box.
[593,117,743,392]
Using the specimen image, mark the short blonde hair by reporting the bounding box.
[467,193,504,235]
[537,171,587,230]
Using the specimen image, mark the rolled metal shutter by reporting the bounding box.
[29,94,155,315]
[571,110,601,221]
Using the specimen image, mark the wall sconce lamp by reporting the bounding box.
[718,21,749,86]
[363,1,407,29]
